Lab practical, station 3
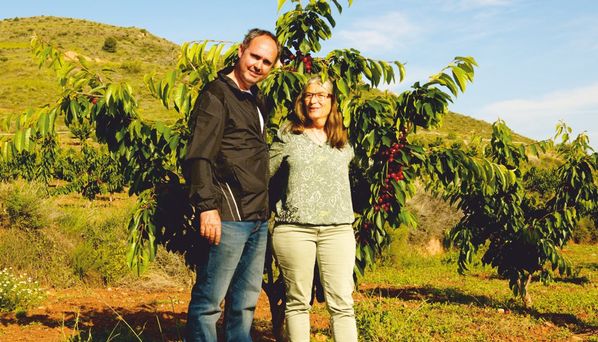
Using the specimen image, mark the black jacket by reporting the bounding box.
[183,67,270,221]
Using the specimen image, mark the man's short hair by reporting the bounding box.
[242,28,281,62]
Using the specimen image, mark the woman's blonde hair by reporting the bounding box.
[288,76,348,149]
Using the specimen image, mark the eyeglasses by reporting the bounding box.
[304,92,331,101]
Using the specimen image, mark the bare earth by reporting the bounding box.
[0,287,332,342]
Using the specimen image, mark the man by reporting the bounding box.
[183,29,280,341]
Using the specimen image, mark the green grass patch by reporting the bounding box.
[351,242,598,341]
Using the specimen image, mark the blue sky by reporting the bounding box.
[2,0,597,147]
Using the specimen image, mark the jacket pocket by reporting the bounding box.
[231,157,267,196]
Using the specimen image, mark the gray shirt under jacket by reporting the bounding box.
[269,129,355,225]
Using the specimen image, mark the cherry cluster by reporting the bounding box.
[280,48,314,73]
[374,141,406,213]
[300,53,313,73]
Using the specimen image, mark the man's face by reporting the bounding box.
[235,35,278,90]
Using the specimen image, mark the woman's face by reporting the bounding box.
[303,82,332,124]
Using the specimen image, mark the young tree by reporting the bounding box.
[444,121,596,306]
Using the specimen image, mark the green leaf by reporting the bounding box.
[394,61,406,82]
[451,66,467,92]
[337,78,349,96]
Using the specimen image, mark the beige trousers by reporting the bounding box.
[272,223,358,342]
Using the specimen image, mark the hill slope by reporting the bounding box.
[0,16,179,125]
[0,16,531,142]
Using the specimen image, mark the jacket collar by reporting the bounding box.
[218,66,259,97]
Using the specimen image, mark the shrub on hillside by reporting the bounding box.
[120,60,142,73]
[0,180,49,230]
[102,36,117,53]
[69,209,130,285]
[572,216,598,243]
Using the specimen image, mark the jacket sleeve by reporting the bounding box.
[184,90,226,212]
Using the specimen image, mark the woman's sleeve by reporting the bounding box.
[269,130,288,178]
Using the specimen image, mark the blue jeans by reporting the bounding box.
[186,220,268,342]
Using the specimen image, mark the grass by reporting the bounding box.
[349,235,598,341]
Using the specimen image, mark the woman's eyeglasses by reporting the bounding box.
[304,92,331,101]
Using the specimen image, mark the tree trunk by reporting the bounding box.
[263,274,286,341]
[519,273,533,308]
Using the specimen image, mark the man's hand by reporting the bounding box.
[199,209,222,245]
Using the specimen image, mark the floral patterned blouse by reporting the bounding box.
[269,129,355,225]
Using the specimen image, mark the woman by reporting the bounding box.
[269,76,358,341]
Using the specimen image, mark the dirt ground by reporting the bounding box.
[0,287,265,341]
[0,287,332,342]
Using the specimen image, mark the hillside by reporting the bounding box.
[414,111,533,145]
[0,16,179,126]
[0,16,531,143]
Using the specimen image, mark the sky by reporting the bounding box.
[2,0,597,148]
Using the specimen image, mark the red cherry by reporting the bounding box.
[91,97,98,104]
